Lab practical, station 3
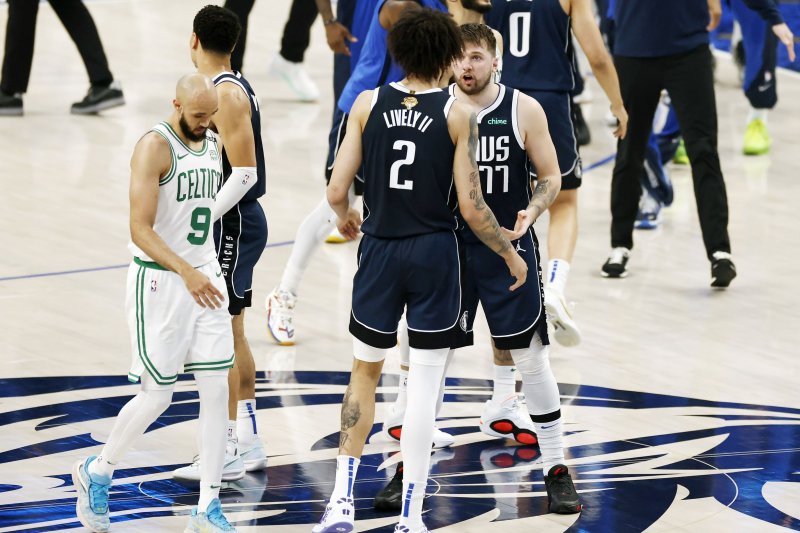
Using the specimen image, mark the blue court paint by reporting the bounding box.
[584,153,616,173]
[0,240,295,282]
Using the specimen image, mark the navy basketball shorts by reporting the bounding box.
[326,106,364,195]
[350,232,462,350]
[456,230,549,351]
[523,89,582,190]
[213,200,268,316]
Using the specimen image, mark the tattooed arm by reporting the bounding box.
[450,101,527,291]
[502,93,562,240]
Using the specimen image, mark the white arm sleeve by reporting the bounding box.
[212,166,258,221]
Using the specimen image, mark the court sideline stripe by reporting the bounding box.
[0,153,616,283]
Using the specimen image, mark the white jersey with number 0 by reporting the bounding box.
[128,122,223,268]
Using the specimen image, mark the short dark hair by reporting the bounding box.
[387,8,464,82]
[193,5,241,55]
[460,23,496,53]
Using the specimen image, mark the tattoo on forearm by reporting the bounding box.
[528,176,558,221]
[466,112,512,255]
[339,385,360,450]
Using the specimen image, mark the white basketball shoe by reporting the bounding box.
[266,287,297,345]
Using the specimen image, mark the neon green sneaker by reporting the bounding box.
[673,139,689,165]
[743,118,771,155]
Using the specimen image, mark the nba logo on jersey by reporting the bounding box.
[150,279,158,292]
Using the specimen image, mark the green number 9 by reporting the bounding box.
[187,207,211,245]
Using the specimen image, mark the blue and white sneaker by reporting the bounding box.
[312,496,354,533]
[634,193,662,230]
[185,498,236,532]
[72,456,111,532]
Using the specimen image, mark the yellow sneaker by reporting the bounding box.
[743,118,771,156]
[673,139,689,165]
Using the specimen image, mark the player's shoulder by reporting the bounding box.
[136,129,171,153]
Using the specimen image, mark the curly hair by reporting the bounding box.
[193,5,241,55]
[387,8,464,82]
[460,22,496,53]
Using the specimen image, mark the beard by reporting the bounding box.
[460,0,492,14]
[457,71,494,95]
[179,114,207,142]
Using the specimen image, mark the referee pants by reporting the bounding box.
[1,0,113,95]
[611,45,731,259]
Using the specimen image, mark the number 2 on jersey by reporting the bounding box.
[389,140,416,190]
[187,207,211,245]
[509,12,531,57]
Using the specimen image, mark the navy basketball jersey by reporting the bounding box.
[213,71,266,201]
[450,83,532,244]
[484,0,574,92]
[360,82,458,239]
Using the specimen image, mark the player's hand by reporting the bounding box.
[611,103,628,139]
[336,207,362,240]
[772,23,796,62]
[326,22,357,55]
[707,0,722,31]
[505,251,528,291]
[183,269,225,309]
[500,209,536,241]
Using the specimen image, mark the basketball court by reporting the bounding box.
[1,0,799,531]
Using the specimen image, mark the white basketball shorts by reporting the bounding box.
[125,258,234,385]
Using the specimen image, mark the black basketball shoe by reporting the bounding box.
[601,247,630,278]
[544,464,582,514]
[71,81,125,115]
[710,252,736,288]
[374,462,403,512]
[0,91,23,116]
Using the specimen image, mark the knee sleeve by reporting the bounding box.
[353,337,388,363]
[511,333,551,380]
[511,333,561,417]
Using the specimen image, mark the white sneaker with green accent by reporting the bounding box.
[173,452,245,482]
[239,439,267,471]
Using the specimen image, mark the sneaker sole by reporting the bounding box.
[544,299,581,348]
[601,270,628,278]
[479,420,538,445]
[72,461,110,533]
[314,522,354,533]
[0,108,23,116]
[325,236,348,244]
[71,96,125,115]
[380,426,453,448]
[173,468,246,482]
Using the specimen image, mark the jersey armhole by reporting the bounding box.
[148,127,177,186]
[370,87,380,110]
[443,95,456,119]
[511,89,525,150]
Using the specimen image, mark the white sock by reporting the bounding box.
[534,417,565,475]
[510,333,564,476]
[236,399,258,445]
[400,480,427,530]
[546,259,570,296]
[197,374,229,513]
[492,365,516,403]
[395,369,409,415]
[747,107,768,124]
[279,195,336,294]
[400,347,448,529]
[330,455,360,501]
[226,420,237,456]
[93,374,173,479]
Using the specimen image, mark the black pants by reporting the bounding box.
[1,0,113,95]
[611,45,731,259]
[224,0,317,72]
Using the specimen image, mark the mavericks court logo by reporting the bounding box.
[1,372,799,531]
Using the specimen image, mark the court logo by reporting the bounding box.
[1,373,798,531]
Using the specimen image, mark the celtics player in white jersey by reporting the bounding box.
[72,74,237,533]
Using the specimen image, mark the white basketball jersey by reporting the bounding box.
[128,122,223,268]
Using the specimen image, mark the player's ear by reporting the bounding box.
[492,55,499,73]
[190,33,198,50]
[172,99,181,113]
